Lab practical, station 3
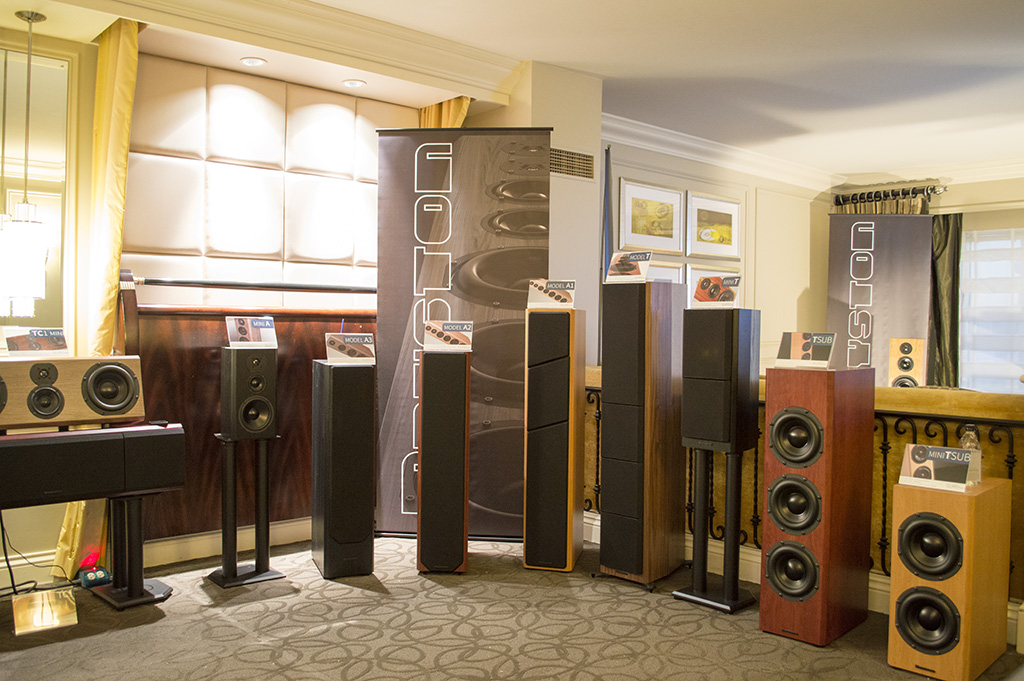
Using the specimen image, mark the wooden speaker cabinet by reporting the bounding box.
[599,281,685,585]
[888,478,1011,681]
[0,356,145,430]
[760,367,875,646]
[523,308,586,571]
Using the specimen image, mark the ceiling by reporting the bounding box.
[5,0,1024,186]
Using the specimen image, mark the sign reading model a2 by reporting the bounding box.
[606,251,651,283]
[423,321,473,352]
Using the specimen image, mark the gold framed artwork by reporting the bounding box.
[648,260,683,284]
[686,191,742,260]
[619,179,683,254]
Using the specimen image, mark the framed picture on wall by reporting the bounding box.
[686,263,741,309]
[619,179,683,254]
[686,191,742,260]
[648,260,683,284]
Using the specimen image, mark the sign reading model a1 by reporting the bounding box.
[226,316,278,348]
[606,251,651,283]
[528,279,575,308]
[424,321,473,352]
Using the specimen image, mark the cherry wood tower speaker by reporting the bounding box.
[760,367,874,645]
[417,350,471,573]
[311,360,376,579]
[523,308,586,571]
[888,478,1011,681]
[599,281,685,585]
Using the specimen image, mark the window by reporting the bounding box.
[959,227,1024,394]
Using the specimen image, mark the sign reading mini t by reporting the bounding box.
[423,321,473,352]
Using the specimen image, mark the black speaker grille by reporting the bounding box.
[768,407,824,468]
[766,474,822,536]
[601,283,645,406]
[897,512,963,581]
[765,541,820,602]
[894,586,961,655]
[524,422,570,568]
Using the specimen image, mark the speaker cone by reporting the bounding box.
[898,512,963,581]
[27,385,64,419]
[0,377,6,414]
[911,444,928,463]
[481,209,549,239]
[82,362,141,415]
[248,375,265,393]
[899,342,914,355]
[29,362,58,386]
[765,541,819,602]
[892,376,919,388]
[239,396,274,434]
[913,465,932,479]
[766,474,822,535]
[768,407,824,468]
[898,356,914,371]
[894,586,960,655]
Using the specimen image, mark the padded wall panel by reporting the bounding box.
[202,258,284,308]
[117,254,205,306]
[284,174,359,264]
[281,262,377,310]
[207,69,286,169]
[205,164,285,259]
[354,98,418,182]
[130,54,206,159]
[285,83,357,177]
[123,154,205,255]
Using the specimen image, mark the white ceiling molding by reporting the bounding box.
[55,0,521,105]
[602,113,838,194]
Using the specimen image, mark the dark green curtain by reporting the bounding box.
[929,214,962,386]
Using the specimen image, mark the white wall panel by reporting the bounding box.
[123,153,205,255]
[283,261,376,309]
[205,163,284,259]
[355,98,418,182]
[131,54,207,159]
[119,253,205,306]
[283,173,357,264]
[203,257,284,307]
[207,69,286,169]
[286,84,356,178]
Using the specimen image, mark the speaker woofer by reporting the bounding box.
[894,586,960,655]
[765,541,819,602]
[898,356,915,371]
[27,385,64,419]
[238,396,274,434]
[768,407,824,468]
[911,444,928,463]
[81,362,141,415]
[766,474,822,535]
[898,512,963,581]
[892,376,919,388]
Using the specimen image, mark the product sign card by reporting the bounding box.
[2,327,70,357]
[899,443,981,492]
[605,251,651,283]
[226,316,278,348]
[528,279,576,308]
[691,275,740,308]
[424,321,473,352]
[325,333,376,365]
[775,332,836,369]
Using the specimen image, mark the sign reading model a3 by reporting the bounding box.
[325,333,376,365]
[424,321,473,352]
[528,279,575,308]
[606,251,651,283]
[226,316,278,348]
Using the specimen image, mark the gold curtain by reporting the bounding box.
[53,18,139,580]
[830,194,927,215]
[419,96,471,128]
[86,18,139,357]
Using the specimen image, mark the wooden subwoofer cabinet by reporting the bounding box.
[598,281,685,585]
[888,478,1011,681]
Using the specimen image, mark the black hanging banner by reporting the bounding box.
[376,128,551,536]
[825,214,932,386]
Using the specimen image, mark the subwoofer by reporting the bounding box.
[311,360,376,579]
[523,308,585,571]
[760,367,875,646]
[0,356,145,430]
[220,347,277,441]
[417,350,470,573]
[888,479,1011,681]
[598,281,686,585]
[889,338,926,387]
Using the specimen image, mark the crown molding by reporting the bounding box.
[55,0,520,105]
[601,113,839,193]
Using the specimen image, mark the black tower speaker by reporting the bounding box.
[311,360,376,579]
[599,281,686,585]
[524,309,585,571]
[417,350,470,573]
[680,308,760,453]
[220,347,277,441]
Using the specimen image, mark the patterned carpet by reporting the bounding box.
[1,539,1022,680]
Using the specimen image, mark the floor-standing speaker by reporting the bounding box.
[760,367,875,646]
[417,350,471,573]
[523,308,585,571]
[599,281,685,585]
[220,347,277,441]
[888,478,1011,681]
[311,360,376,579]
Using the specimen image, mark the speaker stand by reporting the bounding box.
[673,449,755,614]
[91,495,173,610]
[208,436,284,588]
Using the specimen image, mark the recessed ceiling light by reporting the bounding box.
[240,56,267,67]
[343,79,367,88]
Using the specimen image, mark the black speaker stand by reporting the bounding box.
[672,448,755,614]
[91,495,173,610]
[208,435,284,588]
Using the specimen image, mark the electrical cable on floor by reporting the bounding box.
[0,510,75,599]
